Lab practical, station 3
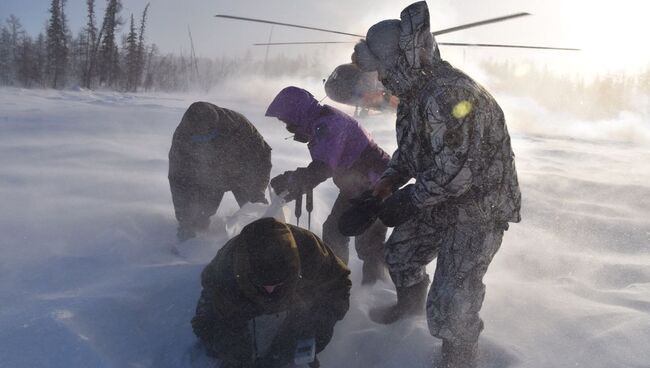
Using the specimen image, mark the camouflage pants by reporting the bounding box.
[385,212,504,344]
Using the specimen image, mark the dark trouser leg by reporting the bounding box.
[322,193,351,263]
[169,176,224,240]
[355,219,388,284]
[231,187,252,208]
[427,224,504,368]
[234,156,271,207]
[232,172,270,207]
[196,186,225,229]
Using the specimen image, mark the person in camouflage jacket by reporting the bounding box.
[191,218,351,368]
[168,102,272,241]
[352,2,521,367]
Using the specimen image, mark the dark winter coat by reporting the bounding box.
[191,218,351,366]
[168,102,271,199]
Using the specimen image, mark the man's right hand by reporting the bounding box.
[270,172,291,196]
[339,191,382,236]
[372,177,396,200]
[270,171,303,202]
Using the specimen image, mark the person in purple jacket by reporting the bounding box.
[266,86,389,285]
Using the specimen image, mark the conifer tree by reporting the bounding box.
[0,27,12,85]
[98,0,122,87]
[125,14,139,91]
[82,0,98,88]
[46,0,68,88]
[137,3,150,89]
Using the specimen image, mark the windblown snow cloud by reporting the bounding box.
[0,81,649,367]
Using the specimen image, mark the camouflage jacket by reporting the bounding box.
[379,2,521,225]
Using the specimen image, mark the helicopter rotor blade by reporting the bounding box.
[253,41,354,46]
[214,14,364,38]
[252,41,579,51]
[217,12,531,39]
[432,12,531,36]
[438,42,580,51]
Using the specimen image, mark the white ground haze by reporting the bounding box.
[0,76,649,367]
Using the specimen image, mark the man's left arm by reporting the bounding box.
[264,228,351,362]
[303,235,351,353]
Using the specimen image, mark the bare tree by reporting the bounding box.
[16,34,35,87]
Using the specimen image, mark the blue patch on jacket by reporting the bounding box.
[191,129,219,143]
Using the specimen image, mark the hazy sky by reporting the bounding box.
[2,0,649,76]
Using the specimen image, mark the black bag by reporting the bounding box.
[338,191,383,236]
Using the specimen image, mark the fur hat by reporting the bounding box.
[353,19,401,72]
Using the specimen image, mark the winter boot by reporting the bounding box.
[369,277,429,324]
[439,339,478,368]
[361,259,389,285]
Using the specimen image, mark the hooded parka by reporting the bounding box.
[266,87,390,270]
[191,218,351,368]
[355,0,521,348]
[169,102,272,239]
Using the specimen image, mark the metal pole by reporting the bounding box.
[295,194,302,227]
[306,189,313,230]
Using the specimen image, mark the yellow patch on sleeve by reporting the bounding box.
[452,100,472,119]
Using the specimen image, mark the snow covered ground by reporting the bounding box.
[1,82,649,368]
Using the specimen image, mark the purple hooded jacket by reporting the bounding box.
[266,87,389,188]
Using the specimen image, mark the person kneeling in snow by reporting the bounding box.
[168,102,272,241]
[192,217,351,368]
[265,86,390,284]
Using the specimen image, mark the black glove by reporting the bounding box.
[378,184,419,227]
[270,171,302,202]
[270,172,291,197]
[270,161,331,202]
[339,190,383,236]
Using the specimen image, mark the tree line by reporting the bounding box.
[0,0,327,93]
[482,59,650,119]
[1,0,648,121]
[0,0,149,91]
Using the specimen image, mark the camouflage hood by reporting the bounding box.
[354,1,441,97]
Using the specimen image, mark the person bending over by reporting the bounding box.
[169,102,272,241]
